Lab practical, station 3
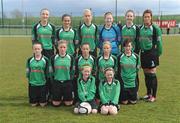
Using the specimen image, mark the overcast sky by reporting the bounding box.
[2,0,180,16]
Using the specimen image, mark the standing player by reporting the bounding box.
[78,9,98,57]
[98,12,121,56]
[99,68,120,115]
[32,8,56,59]
[138,9,162,102]
[32,8,56,101]
[118,39,140,104]
[121,10,139,54]
[26,42,50,107]
[74,65,97,114]
[56,14,79,56]
[50,40,74,106]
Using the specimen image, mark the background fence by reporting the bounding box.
[0,11,180,35]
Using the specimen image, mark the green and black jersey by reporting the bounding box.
[78,23,98,52]
[121,24,139,53]
[32,22,56,50]
[99,79,120,105]
[138,24,162,56]
[26,55,50,86]
[56,27,78,55]
[51,53,74,81]
[75,55,96,77]
[77,75,96,102]
[118,53,140,88]
[97,54,117,80]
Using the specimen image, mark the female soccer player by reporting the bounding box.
[32,8,55,59]
[121,10,139,54]
[74,65,97,114]
[99,68,120,115]
[78,9,98,57]
[138,9,162,102]
[56,14,78,56]
[98,12,121,56]
[50,40,74,106]
[26,42,50,107]
[118,39,140,104]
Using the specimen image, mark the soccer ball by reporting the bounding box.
[78,102,92,114]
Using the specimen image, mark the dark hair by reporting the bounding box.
[104,67,115,74]
[123,38,132,47]
[40,8,49,15]
[33,41,43,48]
[125,9,135,17]
[61,14,71,21]
[104,12,113,18]
[81,42,90,48]
[143,9,153,23]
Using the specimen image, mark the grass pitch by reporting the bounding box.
[0,35,180,123]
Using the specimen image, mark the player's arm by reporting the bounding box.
[86,77,96,101]
[156,26,163,56]
[31,23,38,44]
[73,28,79,56]
[111,80,120,105]
[99,81,108,104]
[77,79,86,102]
[134,25,140,54]
[70,55,75,80]
[26,58,31,80]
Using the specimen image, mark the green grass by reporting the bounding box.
[0,36,180,123]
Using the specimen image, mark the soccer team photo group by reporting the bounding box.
[0,0,180,122]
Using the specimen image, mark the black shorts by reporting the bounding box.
[52,80,74,101]
[141,48,159,69]
[42,49,54,59]
[121,87,137,102]
[28,84,47,104]
[75,99,98,109]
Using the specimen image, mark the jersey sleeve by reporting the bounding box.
[156,26,163,56]
[86,77,96,101]
[77,78,86,101]
[31,23,37,44]
[115,24,122,46]
[99,81,108,104]
[26,58,30,79]
[111,81,120,104]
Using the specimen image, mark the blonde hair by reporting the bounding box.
[58,40,67,46]
[103,41,112,48]
[104,67,115,74]
[83,9,92,15]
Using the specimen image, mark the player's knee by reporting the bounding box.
[31,103,38,107]
[122,100,128,105]
[100,105,109,115]
[52,101,61,107]
[91,109,98,114]
[64,101,73,106]
[74,107,79,114]
[39,102,47,107]
[109,106,118,115]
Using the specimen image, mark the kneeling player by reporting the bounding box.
[26,42,50,107]
[74,65,97,114]
[118,39,140,104]
[50,40,74,106]
[99,68,120,115]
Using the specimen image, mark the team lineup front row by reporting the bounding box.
[26,8,163,115]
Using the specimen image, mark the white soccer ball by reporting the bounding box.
[79,102,92,114]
